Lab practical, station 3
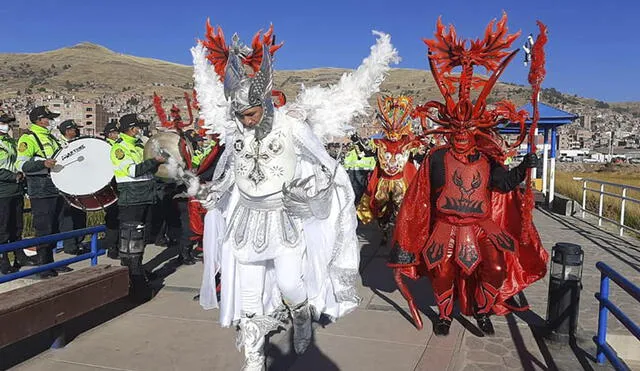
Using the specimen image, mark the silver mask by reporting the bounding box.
[224,34,275,141]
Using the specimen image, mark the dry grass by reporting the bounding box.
[555,171,640,232]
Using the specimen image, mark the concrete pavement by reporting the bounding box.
[5,208,640,370]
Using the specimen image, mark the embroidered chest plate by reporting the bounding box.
[436,151,491,219]
[234,129,296,197]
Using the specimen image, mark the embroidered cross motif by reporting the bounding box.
[244,139,271,186]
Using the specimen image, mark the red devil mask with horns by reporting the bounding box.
[413,13,530,161]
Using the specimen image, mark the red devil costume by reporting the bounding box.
[388,14,549,336]
[356,95,422,236]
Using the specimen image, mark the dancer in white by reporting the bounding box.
[190,21,398,370]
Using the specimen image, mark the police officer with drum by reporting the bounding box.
[111,113,165,295]
[15,106,69,279]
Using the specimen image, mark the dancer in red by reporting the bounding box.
[389,14,549,335]
[356,95,422,240]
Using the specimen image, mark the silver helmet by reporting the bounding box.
[224,34,274,141]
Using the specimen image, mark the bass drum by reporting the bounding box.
[143,131,193,179]
[50,137,117,211]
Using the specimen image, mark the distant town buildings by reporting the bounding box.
[46,100,109,136]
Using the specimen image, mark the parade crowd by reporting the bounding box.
[0,104,218,283]
[0,13,552,371]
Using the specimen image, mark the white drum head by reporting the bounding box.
[51,137,114,196]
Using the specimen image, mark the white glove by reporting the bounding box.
[200,191,219,211]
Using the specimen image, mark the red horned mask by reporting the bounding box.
[414,13,529,160]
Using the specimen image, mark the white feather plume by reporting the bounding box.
[191,44,235,144]
[292,31,400,143]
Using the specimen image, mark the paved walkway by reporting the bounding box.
[4,208,640,371]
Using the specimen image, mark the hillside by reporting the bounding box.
[0,42,638,126]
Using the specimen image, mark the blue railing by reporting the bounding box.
[0,225,107,284]
[594,261,640,370]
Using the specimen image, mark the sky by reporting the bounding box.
[1,0,639,102]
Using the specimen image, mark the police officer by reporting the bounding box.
[102,120,120,258]
[0,108,26,274]
[345,133,376,205]
[15,106,68,279]
[57,119,88,255]
[185,129,206,167]
[58,119,83,142]
[104,119,120,145]
[111,113,165,291]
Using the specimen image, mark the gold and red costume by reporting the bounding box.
[388,15,549,332]
[357,96,422,226]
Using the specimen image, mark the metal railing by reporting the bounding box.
[594,262,640,370]
[573,177,640,236]
[0,225,107,284]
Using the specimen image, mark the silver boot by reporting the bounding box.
[287,299,313,355]
[236,314,283,371]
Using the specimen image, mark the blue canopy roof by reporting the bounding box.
[500,102,579,134]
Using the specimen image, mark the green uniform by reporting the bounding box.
[0,135,23,198]
[191,144,214,168]
[15,124,61,198]
[343,149,359,170]
[110,133,159,206]
[344,148,376,171]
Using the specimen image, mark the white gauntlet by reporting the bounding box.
[282,165,335,220]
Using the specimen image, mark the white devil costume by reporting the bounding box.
[189,22,398,370]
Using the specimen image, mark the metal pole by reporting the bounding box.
[596,274,610,364]
[532,127,538,179]
[598,184,605,227]
[582,180,587,219]
[620,188,627,237]
[90,232,98,266]
[549,127,557,205]
[542,128,549,196]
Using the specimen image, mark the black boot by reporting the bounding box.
[107,247,119,259]
[474,314,495,335]
[178,245,196,266]
[192,245,203,261]
[0,253,16,274]
[36,246,58,279]
[14,248,37,269]
[433,318,452,336]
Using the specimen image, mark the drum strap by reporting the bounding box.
[27,131,60,159]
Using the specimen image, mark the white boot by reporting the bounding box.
[288,299,312,355]
[236,314,283,371]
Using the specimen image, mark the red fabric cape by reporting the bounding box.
[188,144,223,240]
[393,145,549,315]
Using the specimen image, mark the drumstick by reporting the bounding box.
[52,156,85,172]
[60,155,85,167]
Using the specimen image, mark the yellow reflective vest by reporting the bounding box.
[15,124,61,198]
